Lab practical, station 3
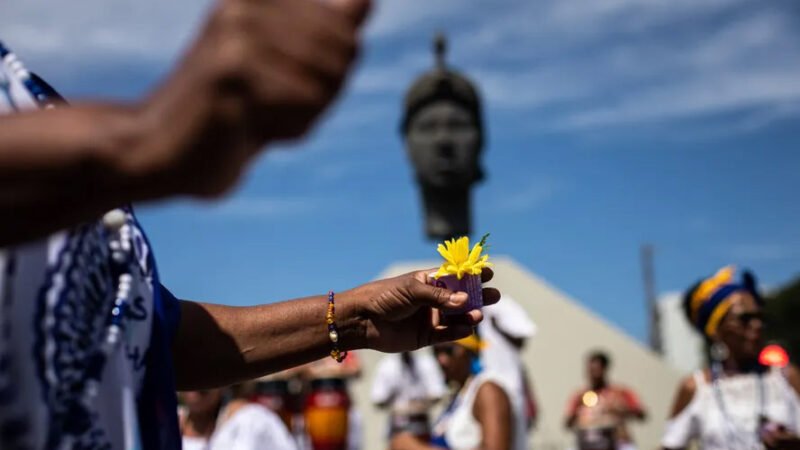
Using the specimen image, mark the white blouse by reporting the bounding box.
[662,367,800,450]
[431,371,527,450]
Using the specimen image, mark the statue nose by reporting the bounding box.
[436,142,455,159]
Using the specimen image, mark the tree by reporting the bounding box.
[764,276,800,364]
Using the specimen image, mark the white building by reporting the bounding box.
[350,257,684,450]
[657,292,705,375]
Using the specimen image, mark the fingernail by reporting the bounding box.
[449,292,467,306]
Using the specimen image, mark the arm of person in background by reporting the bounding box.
[173,269,501,390]
[615,387,646,421]
[660,375,697,450]
[0,0,369,246]
[473,382,513,450]
[564,391,581,430]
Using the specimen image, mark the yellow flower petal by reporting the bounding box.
[437,244,456,265]
[468,243,483,264]
[434,235,491,278]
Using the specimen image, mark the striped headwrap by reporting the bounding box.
[686,266,762,337]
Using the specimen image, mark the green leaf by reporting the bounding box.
[478,233,490,250]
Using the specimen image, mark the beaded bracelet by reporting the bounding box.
[326,291,347,363]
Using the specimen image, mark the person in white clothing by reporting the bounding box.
[372,351,447,439]
[478,296,538,430]
[662,266,800,450]
[180,384,297,450]
[180,389,224,450]
[389,332,526,450]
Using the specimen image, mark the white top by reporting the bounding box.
[662,368,800,450]
[431,372,527,450]
[182,436,210,450]
[370,352,447,412]
[478,296,536,424]
[211,404,298,450]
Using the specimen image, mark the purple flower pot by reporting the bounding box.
[429,273,483,315]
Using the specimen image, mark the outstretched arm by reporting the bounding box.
[0,0,370,246]
[172,268,500,390]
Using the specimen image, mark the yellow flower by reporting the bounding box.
[434,235,492,279]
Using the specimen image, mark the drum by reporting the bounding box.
[304,378,350,450]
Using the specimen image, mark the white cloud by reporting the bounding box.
[3,0,799,134]
[0,0,210,72]
[357,0,800,133]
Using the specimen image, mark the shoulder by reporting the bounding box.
[611,383,634,394]
[614,384,642,399]
[783,364,800,396]
[669,374,699,418]
[611,384,639,400]
[473,381,511,418]
[476,380,508,397]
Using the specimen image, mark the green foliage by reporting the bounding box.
[764,275,800,364]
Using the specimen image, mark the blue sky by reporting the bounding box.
[3,0,800,343]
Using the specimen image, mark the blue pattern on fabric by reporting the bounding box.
[34,223,116,450]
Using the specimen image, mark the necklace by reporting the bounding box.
[711,363,765,450]
[82,209,136,395]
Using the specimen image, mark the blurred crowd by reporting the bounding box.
[178,266,800,450]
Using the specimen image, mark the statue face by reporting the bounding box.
[405,100,481,189]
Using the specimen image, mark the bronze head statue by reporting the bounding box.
[400,34,485,241]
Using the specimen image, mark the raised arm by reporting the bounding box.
[0,0,370,246]
[172,268,501,390]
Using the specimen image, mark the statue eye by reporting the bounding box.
[413,120,436,134]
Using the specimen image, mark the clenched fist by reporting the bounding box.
[135,0,371,197]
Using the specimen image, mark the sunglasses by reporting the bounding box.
[731,311,765,326]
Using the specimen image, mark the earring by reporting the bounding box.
[469,355,483,375]
[710,341,730,362]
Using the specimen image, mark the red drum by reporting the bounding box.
[304,378,350,450]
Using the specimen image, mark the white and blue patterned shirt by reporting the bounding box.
[0,40,182,450]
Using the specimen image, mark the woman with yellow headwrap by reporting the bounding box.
[662,266,800,450]
[389,332,526,450]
